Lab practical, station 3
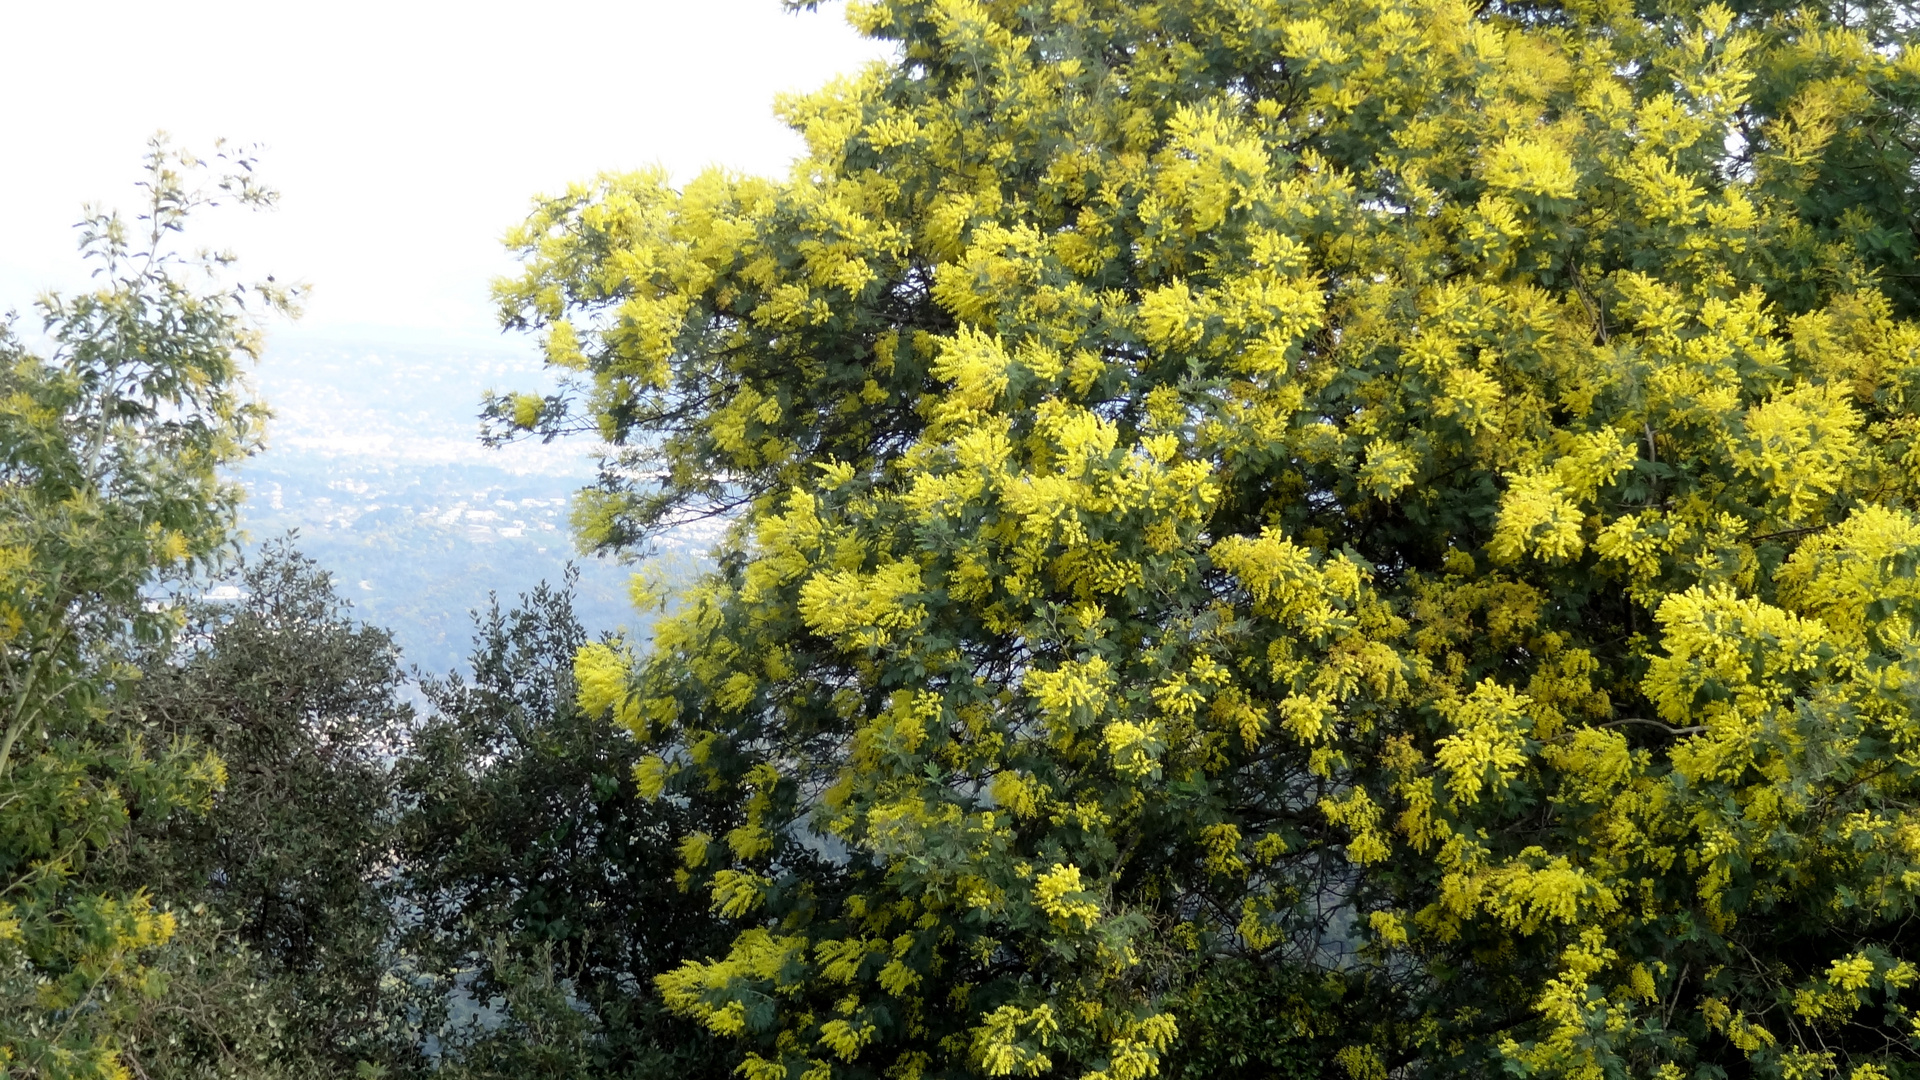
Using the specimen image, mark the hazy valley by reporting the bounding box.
[232,334,701,672]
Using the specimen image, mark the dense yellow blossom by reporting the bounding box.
[509,0,1920,1075]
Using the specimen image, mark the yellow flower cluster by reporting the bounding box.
[516,0,1920,1075]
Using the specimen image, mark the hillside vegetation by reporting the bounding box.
[13,2,1920,1079]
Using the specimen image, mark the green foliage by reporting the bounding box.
[392,574,746,1080]
[100,541,420,1077]
[1,138,293,1080]
[495,1,1920,1078]
[105,908,326,1080]
[51,544,743,1080]
[427,938,602,1080]
[1160,959,1365,1080]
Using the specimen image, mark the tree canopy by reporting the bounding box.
[1,140,293,1080]
[490,1,1920,1078]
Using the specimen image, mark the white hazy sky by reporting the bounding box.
[0,0,889,344]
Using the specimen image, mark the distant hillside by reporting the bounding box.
[234,334,711,674]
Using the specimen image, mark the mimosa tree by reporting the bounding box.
[496,2,1920,1076]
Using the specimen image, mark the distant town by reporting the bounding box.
[233,336,714,671]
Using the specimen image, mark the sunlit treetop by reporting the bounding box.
[500,1,1920,1077]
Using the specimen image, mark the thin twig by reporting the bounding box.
[1596,717,1707,736]
[1748,524,1829,544]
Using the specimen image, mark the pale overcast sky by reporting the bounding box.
[0,0,889,344]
